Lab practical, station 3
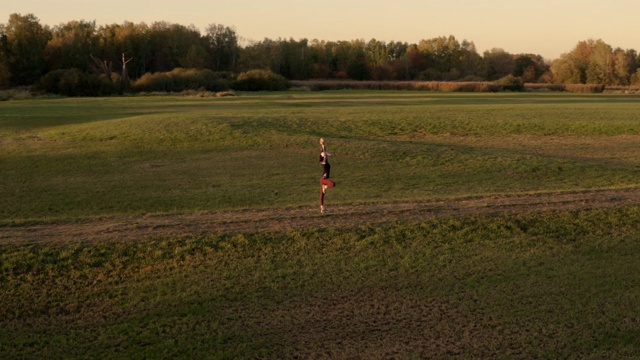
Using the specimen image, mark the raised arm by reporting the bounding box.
[319,138,330,160]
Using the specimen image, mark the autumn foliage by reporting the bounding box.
[1,13,639,94]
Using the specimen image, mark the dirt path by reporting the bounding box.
[2,187,640,244]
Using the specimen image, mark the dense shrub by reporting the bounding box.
[565,84,605,93]
[0,88,33,101]
[524,83,609,93]
[289,80,500,92]
[603,85,640,94]
[36,69,120,96]
[494,75,524,91]
[418,69,463,82]
[233,69,289,91]
[524,83,566,92]
[0,62,11,90]
[411,81,500,92]
[131,68,232,93]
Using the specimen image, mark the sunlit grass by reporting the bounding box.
[3,92,640,358]
[2,92,640,221]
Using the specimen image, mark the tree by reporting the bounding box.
[0,24,11,88]
[147,22,202,72]
[396,45,427,80]
[418,35,463,79]
[384,41,409,80]
[550,53,584,84]
[458,40,483,79]
[626,49,639,78]
[3,13,50,85]
[44,20,98,72]
[205,24,239,71]
[346,39,370,80]
[330,40,353,76]
[283,38,314,80]
[237,38,269,71]
[514,54,547,82]
[307,39,333,78]
[483,48,515,80]
[182,45,207,68]
[387,41,408,63]
[97,22,151,79]
[365,38,389,67]
[611,48,635,85]
[366,39,397,80]
[549,39,631,85]
[551,39,599,84]
[573,40,595,79]
[585,39,613,84]
[631,69,640,86]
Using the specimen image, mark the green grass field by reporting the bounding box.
[2,91,640,358]
[3,92,640,221]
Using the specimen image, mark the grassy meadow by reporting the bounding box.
[2,92,640,221]
[2,91,640,358]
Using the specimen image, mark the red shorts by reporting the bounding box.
[320,177,335,205]
[320,177,335,188]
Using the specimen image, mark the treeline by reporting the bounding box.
[1,13,640,94]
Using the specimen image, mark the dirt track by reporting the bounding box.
[3,187,640,244]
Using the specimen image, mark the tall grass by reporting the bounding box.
[524,83,606,93]
[603,84,640,94]
[2,92,640,221]
[290,80,614,93]
[290,79,501,92]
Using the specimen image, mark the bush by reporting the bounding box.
[603,85,640,94]
[216,90,237,97]
[233,69,289,91]
[413,81,499,92]
[495,75,524,91]
[524,83,566,92]
[417,69,444,81]
[36,69,120,96]
[0,88,34,101]
[131,68,232,93]
[565,84,605,93]
[287,80,501,92]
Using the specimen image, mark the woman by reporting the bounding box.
[319,137,336,213]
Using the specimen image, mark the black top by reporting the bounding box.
[319,144,331,177]
[321,162,331,178]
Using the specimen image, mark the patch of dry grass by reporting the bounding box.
[289,79,501,92]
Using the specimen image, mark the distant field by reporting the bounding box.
[2,91,640,221]
[2,92,640,358]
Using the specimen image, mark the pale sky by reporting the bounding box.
[2,0,639,60]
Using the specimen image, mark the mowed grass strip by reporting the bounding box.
[1,206,640,358]
[2,92,640,221]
